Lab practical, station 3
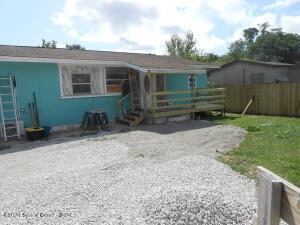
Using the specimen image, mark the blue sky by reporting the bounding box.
[1,0,300,55]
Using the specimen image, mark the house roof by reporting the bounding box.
[0,45,219,74]
[220,59,294,69]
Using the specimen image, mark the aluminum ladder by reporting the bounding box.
[0,75,21,141]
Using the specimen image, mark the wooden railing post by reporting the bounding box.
[256,166,300,225]
[117,94,130,120]
[257,170,282,225]
[148,88,225,117]
[151,73,156,115]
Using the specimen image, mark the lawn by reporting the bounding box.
[211,113,300,186]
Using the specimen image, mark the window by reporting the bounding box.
[72,73,91,94]
[60,64,133,97]
[187,75,196,88]
[105,67,129,93]
[250,73,264,84]
[276,71,288,82]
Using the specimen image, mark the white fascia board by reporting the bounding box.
[147,69,208,74]
[0,56,217,74]
[0,56,148,72]
[121,62,148,72]
[0,56,120,65]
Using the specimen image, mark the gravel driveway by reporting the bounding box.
[0,120,256,225]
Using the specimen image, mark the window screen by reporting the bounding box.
[105,67,129,93]
[72,73,91,94]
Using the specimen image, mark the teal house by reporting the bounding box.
[0,45,223,139]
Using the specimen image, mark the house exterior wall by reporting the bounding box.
[210,62,292,86]
[0,61,122,127]
[165,73,207,106]
[289,66,300,82]
[166,73,207,91]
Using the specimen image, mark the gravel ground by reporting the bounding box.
[0,120,256,225]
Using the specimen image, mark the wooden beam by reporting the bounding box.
[152,100,225,110]
[148,104,225,118]
[151,73,156,114]
[242,97,254,116]
[155,95,226,103]
[257,166,300,225]
[150,88,225,96]
[257,170,282,225]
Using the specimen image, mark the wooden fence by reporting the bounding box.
[225,83,300,117]
[256,166,300,225]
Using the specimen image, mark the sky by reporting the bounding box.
[0,0,300,55]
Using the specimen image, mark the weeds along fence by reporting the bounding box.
[225,83,300,117]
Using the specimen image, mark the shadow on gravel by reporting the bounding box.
[135,119,217,135]
[0,119,218,155]
[0,129,119,156]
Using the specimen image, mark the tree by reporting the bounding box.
[193,52,219,62]
[243,27,259,42]
[247,29,300,63]
[66,44,85,50]
[228,39,246,59]
[258,22,270,35]
[166,31,199,59]
[40,39,57,48]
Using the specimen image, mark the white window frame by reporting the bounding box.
[71,73,92,95]
[59,64,122,99]
[105,67,129,93]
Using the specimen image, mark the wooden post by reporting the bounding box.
[256,166,300,225]
[151,73,157,115]
[191,74,195,120]
[242,97,254,116]
[256,169,282,225]
[128,69,135,111]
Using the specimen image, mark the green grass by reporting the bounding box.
[211,113,300,186]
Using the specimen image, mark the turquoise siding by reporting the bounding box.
[166,73,207,90]
[166,73,207,105]
[0,62,121,127]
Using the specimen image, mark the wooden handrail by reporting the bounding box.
[150,88,225,96]
[156,94,225,103]
[117,93,130,104]
[152,100,225,110]
[117,94,130,119]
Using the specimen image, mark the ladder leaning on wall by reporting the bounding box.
[0,75,21,141]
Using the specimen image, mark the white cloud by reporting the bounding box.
[50,0,297,55]
[280,15,300,33]
[197,34,227,53]
[205,0,251,24]
[251,12,277,27]
[229,28,244,43]
[50,0,81,27]
[56,42,66,48]
[68,28,79,38]
[228,12,277,45]
[264,0,300,10]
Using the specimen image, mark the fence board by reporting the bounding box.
[225,83,300,117]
